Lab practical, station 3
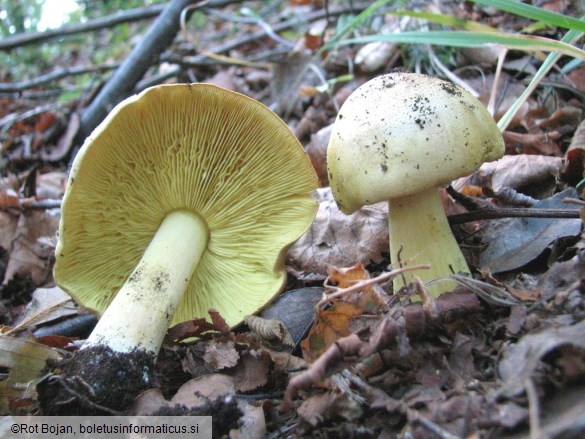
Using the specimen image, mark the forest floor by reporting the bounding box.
[1,1,585,438]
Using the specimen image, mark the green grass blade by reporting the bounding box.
[470,0,585,32]
[497,27,584,131]
[389,10,495,32]
[318,0,392,55]
[331,31,585,60]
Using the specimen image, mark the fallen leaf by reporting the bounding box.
[304,124,331,187]
[171,373,236,407]
[497,320,585,399]
[203,340,239,371]
[288,188,388,277]
[260,287,323,347]
[233,353,269,392]
[457,154,563,193]
[244,315,294,347]
[301,301,359,362]
[12,286,77,333]
[3,210,59,286]
[480,188,582,273]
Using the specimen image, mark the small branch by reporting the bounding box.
[319,264,430,307]
[448,207,580,224]
[0,64,120,93]
[0,5,165,51]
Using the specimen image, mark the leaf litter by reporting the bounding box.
[1,1,585,437]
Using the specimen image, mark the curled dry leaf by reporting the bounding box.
[244,315,294,347]
[301,263,385,362]
[288,188,388,277]
[456,154,563,194]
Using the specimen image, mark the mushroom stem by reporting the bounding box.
[83,210,208,354]
[388,188,469,297]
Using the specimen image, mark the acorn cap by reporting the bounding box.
[327,72,504,214]
[54,84,318,327]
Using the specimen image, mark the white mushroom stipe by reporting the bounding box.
[83,211,208,354]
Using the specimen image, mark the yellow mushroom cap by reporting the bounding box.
[327,72,504,214]
[54,84,318,327]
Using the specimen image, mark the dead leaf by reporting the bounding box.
[233,353,269,392]
[203,340,239,371]
[3,210,59,286]
[288,188,388,277]
[11,287,76,333]
[480,188,582,273]
[502,130,562,156]
[457,154,563,193]
[497,319,585,399]
[301,301,359,362]
[244,315,294,347]
[172,373,236,407]
[260,287,323,347]
[537,249,585,298]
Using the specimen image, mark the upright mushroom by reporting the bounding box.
[327,72,504,296]
[39,84,318,413]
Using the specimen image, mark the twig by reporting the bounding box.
[448,207,580,224]
[0,64,120,93]
[0,5,165,51]
[319,264,430,307]
[408,408,461,439]
[525,378,542,439]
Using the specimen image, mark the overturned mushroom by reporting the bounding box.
[39,84,318,413]
[327,72,504,296]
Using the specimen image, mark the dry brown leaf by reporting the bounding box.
[288,188,388,277]
[171,373,236,407]
[203,340,239,371]
[261,347,307,373]
[561,118,585,185]
[12,286,76,332]
[244,315,294,347]
[457,154,563,193]
[503,130,562,156]
[3,210,59,286]
[233,353,269,392]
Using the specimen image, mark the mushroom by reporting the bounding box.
[40,83,318,413]
[326,72,504,296]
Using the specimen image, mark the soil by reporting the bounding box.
[37,345,157,415]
